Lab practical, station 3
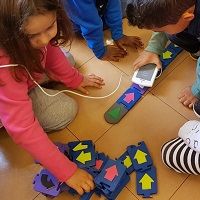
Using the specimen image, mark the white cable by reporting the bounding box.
[32,74,122,99]
[0,64,122,99]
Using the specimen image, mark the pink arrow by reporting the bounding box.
[123,93,135,103]
[104,165,118,181]
[95,160,103,170]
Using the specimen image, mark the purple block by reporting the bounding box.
[33,169,61,197]
[131,83,148,95]
[55,142,69,156]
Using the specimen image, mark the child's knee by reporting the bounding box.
[161,138,184,173]
[40,95,78,132]
[161,140,171,167]
[161,137,200,175]
[51,96,78,131]
[62,97,78,124]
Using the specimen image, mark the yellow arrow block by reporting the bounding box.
[139,173,154,190]
[162,50,172,59]
[73,142,88,151]
[76,151,91,164]
[134,150,147,164]
[123,156,132,168]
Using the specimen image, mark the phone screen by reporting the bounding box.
[136,64,157,81]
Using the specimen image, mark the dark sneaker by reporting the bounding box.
[193,100,200,118]
[190,53,199,60]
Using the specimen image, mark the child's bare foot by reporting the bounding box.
[65,168,94,195]
[178,86,198,108]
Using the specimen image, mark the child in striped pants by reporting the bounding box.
[162,120,200,175]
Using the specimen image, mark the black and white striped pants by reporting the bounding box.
[161,137,200,175]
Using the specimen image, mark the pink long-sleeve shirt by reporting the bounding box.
[0,44,83,182]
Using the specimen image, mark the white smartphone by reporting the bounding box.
[132,63,158,87]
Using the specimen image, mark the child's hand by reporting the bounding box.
[178,86,198,108]
[101,45,127,62]
[133,50,161,71]
[65,168,94,195]
[115,35,143,51]
[77,74,105,94]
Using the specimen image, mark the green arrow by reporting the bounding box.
[123,156,132,168]
[73,143,88,151]
[134,150,147,164]
[139,173,154,190]
[162,50,172,59]
[76,151,91,164]
[108,107,121,119]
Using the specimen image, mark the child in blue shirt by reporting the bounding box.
[64,0,143,62]
[126,0,200,109]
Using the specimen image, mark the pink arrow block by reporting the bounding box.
[95,160,103,170]
[123,93,135,103]
[104,165,119,181]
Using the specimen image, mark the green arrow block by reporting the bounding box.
[104,103,128,124]
[109,107,121,119]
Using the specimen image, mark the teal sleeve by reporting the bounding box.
[145,32,169,56]
[192,58,200,98]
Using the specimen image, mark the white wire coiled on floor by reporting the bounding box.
[0,64,123,99]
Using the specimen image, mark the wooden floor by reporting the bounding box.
[1,19,200,200]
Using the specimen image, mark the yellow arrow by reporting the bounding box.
[76,151,91,164]
[139,173,154,190]
[123,155,132,168]
[73,142,88,151]
[162,50,172,59]
[134,150,147,164]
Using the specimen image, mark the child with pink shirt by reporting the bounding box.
[0,0,105,195]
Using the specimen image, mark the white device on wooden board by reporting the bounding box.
[132,63,159,87]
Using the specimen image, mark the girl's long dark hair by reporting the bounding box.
[0,0,73,79]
